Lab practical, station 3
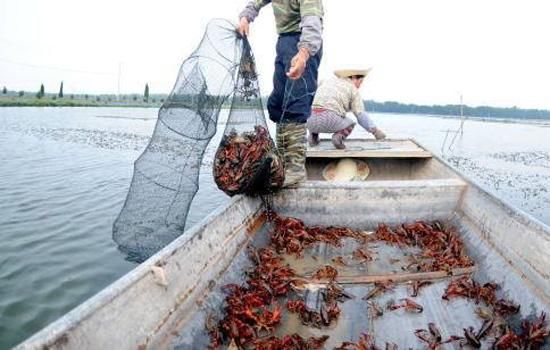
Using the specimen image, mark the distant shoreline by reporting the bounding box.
[2,95,549,125]
[2,104,549,127]
[0,99,162,108]
[373,112,550,126]
[0,93,165,108]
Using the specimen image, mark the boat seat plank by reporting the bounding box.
[283,238,474,281]
[307,139,432,158]
[302,267,476,285]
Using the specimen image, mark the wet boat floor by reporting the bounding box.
[275,237,484,348]
[273,281,490,349]
[284,237,423,278]
[171,224,487,349]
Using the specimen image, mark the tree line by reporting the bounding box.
[2,82,152,102]
[3,84,550,120]
[366,100,550,120]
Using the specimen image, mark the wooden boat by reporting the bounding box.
[17,139,549,349]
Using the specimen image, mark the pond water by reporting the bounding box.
[0,107,548,348]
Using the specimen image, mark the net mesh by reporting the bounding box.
[213,36,284,197]
[113,19,280,262]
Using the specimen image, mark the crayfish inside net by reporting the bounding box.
[213,125,284,196]
[237,52,260,102]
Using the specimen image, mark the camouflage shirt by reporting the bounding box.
[240,0,324,55]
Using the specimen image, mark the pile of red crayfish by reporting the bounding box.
[442,276,520,316]
[375,221,474,272]
[214,125,284,196]
[441,276,549,348]
[254,334,329,350]
[492,312,549,349]
[286,279,352,328]
[334,333,398,350]
[207,213,366,348]
[438,311,549,349]
[206,213,549,349]
[270,214,366,257]
[207,247,296,349]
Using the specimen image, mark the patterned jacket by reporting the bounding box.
[313,75,365,117]
[240,0,324,56]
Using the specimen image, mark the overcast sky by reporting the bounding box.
[1,0,549,109]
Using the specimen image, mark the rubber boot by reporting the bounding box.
[331,124,354,149]
[276,123,307,187]
[308,132,320,147]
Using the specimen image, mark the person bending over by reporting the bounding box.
[307,68,386,149]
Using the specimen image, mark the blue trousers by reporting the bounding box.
[267,33,322,124]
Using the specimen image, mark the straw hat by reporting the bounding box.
[322,158,370,182]
[334,68,372,79]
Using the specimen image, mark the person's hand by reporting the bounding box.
[286,48,310,80]
[237,17,250,37]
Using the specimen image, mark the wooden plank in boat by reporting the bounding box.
[300,266,476,286]
[307,139,432,158]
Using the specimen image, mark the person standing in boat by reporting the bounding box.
[237,0,324,187]
[307,69,386,149]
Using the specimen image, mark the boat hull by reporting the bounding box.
[16,139,550,349]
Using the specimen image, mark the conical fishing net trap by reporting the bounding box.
[113,19,283,262]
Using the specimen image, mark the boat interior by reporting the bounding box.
[17,139,549,350]
[166,139,549,349]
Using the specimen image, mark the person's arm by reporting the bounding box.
[357,111,377,131]
[298,0,323,56]
[238,0,271,36]
[351,89,377,131]
[298,16,323,57]
[287,0,323,79]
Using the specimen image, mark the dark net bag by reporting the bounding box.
[113,19,282,262]
[213,39,284,196]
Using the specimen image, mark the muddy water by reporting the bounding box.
[0,107,548,348]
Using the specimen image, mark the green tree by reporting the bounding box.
[18,91,24,97]
[132,95,137,101]
[36,84,45,99]
[58,81,64,98]
[2,86,7,94]
[85,94,89,100]
[144,83,149,102]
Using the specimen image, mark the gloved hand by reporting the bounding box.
[357,112,386,139]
